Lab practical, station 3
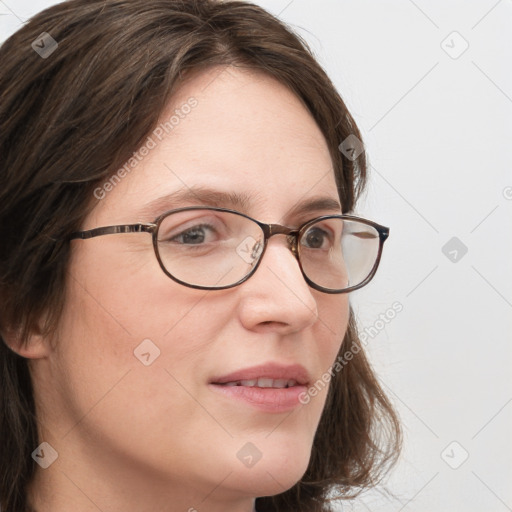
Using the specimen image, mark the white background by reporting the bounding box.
[2,1,511,510]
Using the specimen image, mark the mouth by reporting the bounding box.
[218,378,299,388]
[209,363,310,412]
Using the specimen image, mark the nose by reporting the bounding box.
[236,235,319,335]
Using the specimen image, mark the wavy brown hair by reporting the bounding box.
[0,1,401,511]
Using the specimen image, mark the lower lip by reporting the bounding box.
[209,383,307,412]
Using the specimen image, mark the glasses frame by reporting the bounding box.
[69,206,389,294]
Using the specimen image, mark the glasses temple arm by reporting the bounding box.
[69,223,156,240]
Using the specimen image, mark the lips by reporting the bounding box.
[222,378,297,388]
[210,363,310,387]
[209,363,311,412]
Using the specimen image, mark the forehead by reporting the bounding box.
[90,66,339,225]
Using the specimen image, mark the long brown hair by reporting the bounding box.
[0,1,401,511]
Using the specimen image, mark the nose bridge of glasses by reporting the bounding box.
[264,223,299,256]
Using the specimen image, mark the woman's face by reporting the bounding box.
[31,67,349,510]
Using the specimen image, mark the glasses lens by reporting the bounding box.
[155,209,264,288]
[298,218,380,292]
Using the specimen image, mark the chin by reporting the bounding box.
[230,466,307,499]
[226,441,312,497]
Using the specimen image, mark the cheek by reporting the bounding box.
[51,287,223,479]
[52,246,234,466]
[317,293,350,360]
[66,237,216,344]
[57,240,227,395]
[302,294,349,408]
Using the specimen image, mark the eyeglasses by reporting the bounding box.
[69,206,389,293]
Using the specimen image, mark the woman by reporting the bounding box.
[0,1,401,511]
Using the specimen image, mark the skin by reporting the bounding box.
[19,66,349,512]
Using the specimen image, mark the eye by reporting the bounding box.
[170,224,216,245]
[158,212,229,246]
[301,225,332,250]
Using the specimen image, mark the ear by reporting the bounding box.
[1,321,53,359]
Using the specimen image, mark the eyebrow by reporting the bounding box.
[138,186,342,221]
